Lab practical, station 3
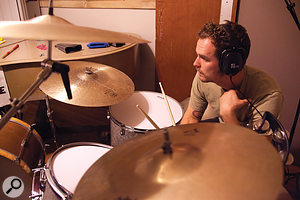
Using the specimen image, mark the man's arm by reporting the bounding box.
[219,90,249,125]
[181,104,200,124]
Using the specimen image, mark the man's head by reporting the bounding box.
[197,21,251,76]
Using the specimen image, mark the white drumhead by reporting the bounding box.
[51,144,111,193]
[110,91,183,130]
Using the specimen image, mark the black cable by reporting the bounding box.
[289,98,300,145]
[229,76,263,118]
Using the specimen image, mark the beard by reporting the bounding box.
[196,68,212,83]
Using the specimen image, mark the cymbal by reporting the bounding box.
[39,61,134,107]
[73,123,283,200]
[0,15,149,43]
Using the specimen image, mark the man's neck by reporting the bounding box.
[217,68,245,90]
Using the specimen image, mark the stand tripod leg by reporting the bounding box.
[45,95,58,149]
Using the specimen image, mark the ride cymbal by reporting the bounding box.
[0,15,149,43]
[73,123,283,200]
[39,61,134,107]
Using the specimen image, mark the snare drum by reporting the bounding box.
[44,142,112,199]
[0,117,45,200]
[108,91,183,146]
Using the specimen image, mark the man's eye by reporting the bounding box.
[199,55,209,61]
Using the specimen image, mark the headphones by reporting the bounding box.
[219,24,246,76]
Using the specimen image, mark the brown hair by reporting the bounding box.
[198,20,251,62]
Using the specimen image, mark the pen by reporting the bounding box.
[0,40,6,45]
[2,44,19,59]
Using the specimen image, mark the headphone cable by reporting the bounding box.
[229,76,263,118]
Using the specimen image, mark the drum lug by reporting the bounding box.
[107,110,111,120]
[33,167,47,189]
[29,193,43,199]
[120,126,125,135]
[15,124,36,164]
[30,168,46,200]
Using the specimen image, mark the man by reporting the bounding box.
[181,21,283,129]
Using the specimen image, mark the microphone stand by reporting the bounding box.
[284,0,300,30]
[0,58,71,131]
[0,63,52,130]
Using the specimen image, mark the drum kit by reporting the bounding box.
[0,2,292,200]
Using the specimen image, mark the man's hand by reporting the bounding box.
[220,90,249,125]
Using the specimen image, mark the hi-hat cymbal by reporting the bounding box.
[0,15,149,43]
[39,61,134,107]
[73,123,283,200]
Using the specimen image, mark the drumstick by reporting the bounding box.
[159,82,176,126]
[136,104,160,130]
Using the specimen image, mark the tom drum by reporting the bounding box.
[108,91,183,146]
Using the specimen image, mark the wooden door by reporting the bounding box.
[156,0,237,102]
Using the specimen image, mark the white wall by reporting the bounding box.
[41,8,155,54]
[0,0,20,21]
[41,7,156,91]
[239,0,300,164]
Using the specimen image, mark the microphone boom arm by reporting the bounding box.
[0,59,72,130]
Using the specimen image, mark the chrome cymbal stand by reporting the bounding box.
[45,95,58,149]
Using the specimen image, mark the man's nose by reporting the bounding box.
[193,56,200,67]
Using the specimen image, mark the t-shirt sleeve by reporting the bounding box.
[189,73,208,118]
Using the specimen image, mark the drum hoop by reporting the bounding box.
[0,149,31,173]
[108,110,151,133]
[45,142,112,199]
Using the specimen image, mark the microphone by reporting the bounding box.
[52,62,72,99]
[42,59,72,99]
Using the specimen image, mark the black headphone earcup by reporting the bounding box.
[220,48,245,76]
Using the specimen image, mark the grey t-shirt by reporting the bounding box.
[189,65,283,127]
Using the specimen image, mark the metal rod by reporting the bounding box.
[0,65,52,130]
[48,40,52,60]
[45,95,59,149]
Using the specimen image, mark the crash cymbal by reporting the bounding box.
[73,123,283,200]
[0,15,149,43]
[39,61,134,107]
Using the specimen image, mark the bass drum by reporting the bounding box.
[108,91,183,146]
[43,142,112,199]
[0,117,45,200]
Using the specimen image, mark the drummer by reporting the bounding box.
[181,20,283,129]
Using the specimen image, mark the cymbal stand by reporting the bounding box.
[162,129,173,155]
[45,95,58,149]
